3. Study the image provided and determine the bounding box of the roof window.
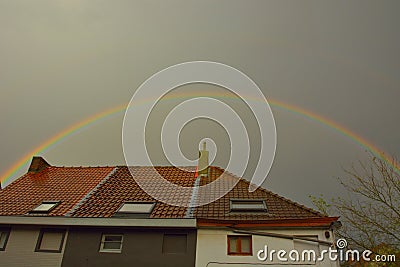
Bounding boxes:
[117,202,155,214]
[230,199,267,212]
[30,201,60,213]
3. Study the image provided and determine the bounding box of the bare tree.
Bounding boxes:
[311,154,400,257]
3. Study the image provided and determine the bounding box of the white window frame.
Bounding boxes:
[116,202,155,214]
[30,201,60,213]
[99,234,123,253]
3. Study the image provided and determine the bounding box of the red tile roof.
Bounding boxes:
[195,166,323,221]
[0,157,330,224]
[0,166,114,216]
[71,166,197,218]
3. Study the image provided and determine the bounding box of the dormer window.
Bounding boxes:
[30,201,60,213]
[114,202,155,218]
[230,199,267,212]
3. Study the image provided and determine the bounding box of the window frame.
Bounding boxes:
[99,234,124,253]
[227,235,253,256]
[229,199,267,212]
[162,233,188,254]
[113,202,156,218]
[35,228,66,253]
[30,201,61,214]
[0,227,11,251]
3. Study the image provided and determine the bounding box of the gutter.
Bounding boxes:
[0,216,196,228]
[232,229,333,246]
[197,217,339,228]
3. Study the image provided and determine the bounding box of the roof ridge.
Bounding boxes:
[118,165,197,168]
[48,165,201,169]
[51,166,116,169]
[65,167,118,217]
[185,174,201,218]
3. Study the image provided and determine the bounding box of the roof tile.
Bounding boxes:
[0,161,324,221]
[0,166,114,216]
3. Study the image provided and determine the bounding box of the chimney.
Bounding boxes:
[198,142,209,177]
[28,156,51,173]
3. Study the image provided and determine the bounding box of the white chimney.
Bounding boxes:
[198,141,209,177]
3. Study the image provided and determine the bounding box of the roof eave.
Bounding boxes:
[0,216,196,228]
[197,216,340,229]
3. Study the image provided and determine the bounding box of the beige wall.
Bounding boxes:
[0,226,67,267]
[195,228,339,267]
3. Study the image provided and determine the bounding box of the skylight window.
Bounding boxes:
[230,199,267,212]
[117,202,155,214]
[31,201,60,213]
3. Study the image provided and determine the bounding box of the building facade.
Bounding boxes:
[0,156,340,267]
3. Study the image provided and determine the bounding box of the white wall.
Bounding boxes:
[195,228,340,267]
[0,226,67,267]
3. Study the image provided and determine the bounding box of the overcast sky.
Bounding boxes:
[1,0,399,207]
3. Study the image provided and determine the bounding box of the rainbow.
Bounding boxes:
[0,103,127,185]
[0,95,397,185]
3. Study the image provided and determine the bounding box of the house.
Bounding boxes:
[0,148,340,267]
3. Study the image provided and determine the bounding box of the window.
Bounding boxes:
[35,228,66,253]
[227,235,252,255]
[0,228,10,251]
[230,199,267,212]
[99,234,123,253]
[117,202,155,213]
[30,201,60,213]
[162,234,187,254]
[114,202,155,218]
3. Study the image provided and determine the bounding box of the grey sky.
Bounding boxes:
[1,1,399,207]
